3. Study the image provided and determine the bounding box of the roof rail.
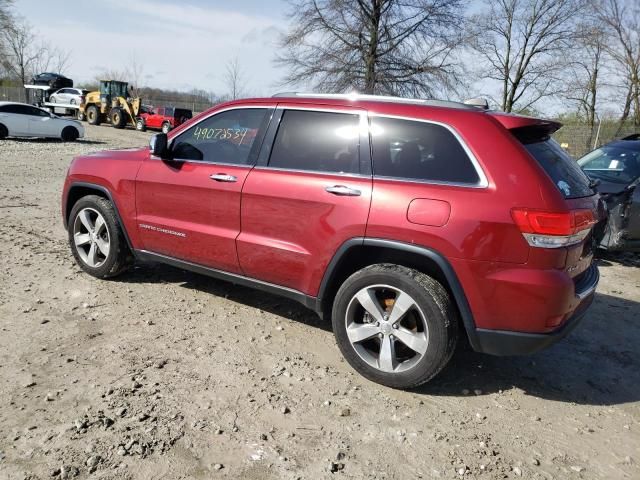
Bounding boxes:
[271,92,483,110]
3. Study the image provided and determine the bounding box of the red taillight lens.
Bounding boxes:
[511,208,596,248]
[511,209,595,236]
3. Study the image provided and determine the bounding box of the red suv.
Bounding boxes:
[136,106,193,134]
[62,94,602,389]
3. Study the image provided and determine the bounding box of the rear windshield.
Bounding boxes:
[514,130,593,199]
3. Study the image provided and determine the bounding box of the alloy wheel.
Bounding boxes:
[345,284,429,373]
[72,208,110,268]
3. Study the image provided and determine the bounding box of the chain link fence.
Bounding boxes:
[553,122,640,158]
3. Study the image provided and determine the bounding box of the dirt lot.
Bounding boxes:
[0,124,639,480]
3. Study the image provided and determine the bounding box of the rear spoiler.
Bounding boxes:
[488,112,562,141]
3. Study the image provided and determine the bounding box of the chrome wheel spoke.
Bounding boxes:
[355,288,385,323]
[378,335,396,372]
[95,237,110,257]
[346,323,380,344]
[74,233,91,247]
[393,327,429,355]
[388,291,416,324]
[94,215,106,235]
[78,209,94,233]
[87,243,98,267]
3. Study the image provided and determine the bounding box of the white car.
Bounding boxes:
[49,88,88,105]
[0,101,85,141]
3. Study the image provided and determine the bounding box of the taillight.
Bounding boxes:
[511,208,596,248]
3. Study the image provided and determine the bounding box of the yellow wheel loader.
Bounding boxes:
[80,80,141,129]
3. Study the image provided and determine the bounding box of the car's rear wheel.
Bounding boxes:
[68,195,132,278]
[49,96,57,103]
[0,124,7,139]
[136,119,146,131]
[61,126,79,142]
[110,108,126,129]
[86,105,101,125]
[70,98,76,105]
[332,264,458,389]
[161,122,171,134]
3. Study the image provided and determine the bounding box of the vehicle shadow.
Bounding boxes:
[8,137,106,145]
[595,251,640,268]
[120,262,639,406]
[422,292,640,406]
[119,262,331,332]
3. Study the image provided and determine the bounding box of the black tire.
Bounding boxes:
[0,123,7,139]
[68,195,133,279]
[70,98,76,105]
[161,122,171,134]
[331,264,458,389]
[50,96,57,103]
[77,109,85,121]
[61,126,79,142]
[86,105,101,125]
[136,118,146,132]
[110,108,126,129]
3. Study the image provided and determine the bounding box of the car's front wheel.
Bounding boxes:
[0,123,7,139]
[68,195,133,278]
[332,264,458,389]
[61,126,79,142]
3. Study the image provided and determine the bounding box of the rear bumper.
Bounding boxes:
[472,264,599,356]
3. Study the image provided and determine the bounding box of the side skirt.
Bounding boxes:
[134,250,320,313]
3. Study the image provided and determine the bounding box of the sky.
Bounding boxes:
[12,0,291,96]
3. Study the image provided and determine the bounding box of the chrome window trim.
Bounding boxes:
[150,104,276,166]
[259,105,369,175]
[252,165,370,179]
[368,112,489,189]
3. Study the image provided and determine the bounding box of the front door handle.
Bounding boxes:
[325,185,362,196]
[210,173,237,183]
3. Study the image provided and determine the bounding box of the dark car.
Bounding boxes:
[30,72,73,89]
[62,93,601,389]
[578,134,640,252]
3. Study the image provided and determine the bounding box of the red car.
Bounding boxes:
[61,94,603,389]
[136,106,192,134]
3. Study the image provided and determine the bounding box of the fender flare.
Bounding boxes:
[317,237,481,351]
[64,181,134,252]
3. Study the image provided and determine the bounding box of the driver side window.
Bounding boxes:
[171,108,271,165]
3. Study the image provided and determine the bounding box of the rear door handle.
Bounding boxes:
[210,173,237,183]
[325,185,361,196]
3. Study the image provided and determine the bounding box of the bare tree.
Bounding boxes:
[470,0,583,113]
[593,0,640,131]
[276,0,466,98]
[127,52,145,97]
[32,43,72,75]
[0,19,41,100]
[563,22,606,147]
[223,57,247,100]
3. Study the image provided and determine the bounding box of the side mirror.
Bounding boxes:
[149,133,171,159]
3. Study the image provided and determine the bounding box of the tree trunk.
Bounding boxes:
[363,0,382,94]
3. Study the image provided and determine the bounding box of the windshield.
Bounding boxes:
[578,144,640,184]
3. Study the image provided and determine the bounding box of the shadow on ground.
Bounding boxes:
[118,260,640,407]
[9,137,106,145]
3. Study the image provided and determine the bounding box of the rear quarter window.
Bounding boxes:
[370,117,481,184]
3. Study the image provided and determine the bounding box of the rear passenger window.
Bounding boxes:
[171,108,270,165]
[370,117,480,184]
[269,110,360,174]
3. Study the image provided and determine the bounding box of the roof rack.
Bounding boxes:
[271,92,486,110]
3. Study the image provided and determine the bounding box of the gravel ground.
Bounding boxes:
[0,124,639,480]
